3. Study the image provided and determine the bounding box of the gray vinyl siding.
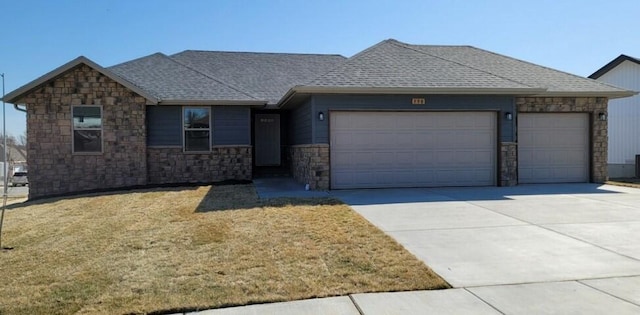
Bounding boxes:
[147,105,250,147]
[212,106,250,145]
[289,98,313,144]
[147,106,182,146]
[311,94,515,144]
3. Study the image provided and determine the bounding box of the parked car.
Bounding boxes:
[11,172,28,187]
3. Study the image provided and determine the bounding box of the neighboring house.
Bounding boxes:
[2,39,635,199]
[589,55,640,178]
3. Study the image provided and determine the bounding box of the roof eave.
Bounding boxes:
[294,86,548,95]
[3,56,160,104]
[276,86,548,107]
[158,99,267,106]
[529,91,638,99]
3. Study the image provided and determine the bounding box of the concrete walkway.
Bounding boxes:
[182,182,640,314]
[253,177,330,199]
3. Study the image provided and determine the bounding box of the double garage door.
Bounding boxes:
[330,111,497,189]
[330,111,590,189]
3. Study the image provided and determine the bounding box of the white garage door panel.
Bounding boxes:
[330,111,497,189]
[518,113,589,183]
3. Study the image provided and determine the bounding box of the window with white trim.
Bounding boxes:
[183,107,211,151]
[72,105,102,153]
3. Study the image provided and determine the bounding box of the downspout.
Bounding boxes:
[13,104,26,113]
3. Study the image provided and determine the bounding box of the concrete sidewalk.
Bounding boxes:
[181,182,640,314]
[177,277,640,314]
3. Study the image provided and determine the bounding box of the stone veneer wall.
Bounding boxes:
[289,144,329,190]
[516,97,608,183]
[23,65,147,199]
[500,142,518,186]
[147,146,252,184]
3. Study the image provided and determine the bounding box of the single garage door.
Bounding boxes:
[330,111,497,189]
[518,113,589,183]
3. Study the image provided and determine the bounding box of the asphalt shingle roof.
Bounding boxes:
[109,53,257,102]
[7,39,632,107]
[307,40,534,90]
[99,39,636,104]
[306,39,630,96]
[404,42,626,94]
[169,51,346,104]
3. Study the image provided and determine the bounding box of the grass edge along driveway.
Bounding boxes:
[1,184,449,314]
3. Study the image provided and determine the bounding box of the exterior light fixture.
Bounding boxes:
[505,112,513,121]
[318,111,325,121]
[598,112,607,121]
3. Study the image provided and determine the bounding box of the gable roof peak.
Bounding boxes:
[3,55,159,104]
[589,54,640,79]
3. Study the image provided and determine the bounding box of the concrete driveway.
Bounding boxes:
[194,182,640,314]
[331,183,640,313]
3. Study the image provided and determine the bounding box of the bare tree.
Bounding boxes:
[17,131,26,148]
[0,133,17,163]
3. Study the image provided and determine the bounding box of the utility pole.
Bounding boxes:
[0,73,7,249]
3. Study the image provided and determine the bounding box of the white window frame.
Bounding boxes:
[182,106,212,152]
[71,105,103,154]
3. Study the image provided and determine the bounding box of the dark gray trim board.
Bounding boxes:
[308,94,515,144]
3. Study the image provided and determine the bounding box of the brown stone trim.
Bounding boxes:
[24,65,148,199]
[147,146,252,185]
[500,142,518,186]
[289,144,329,190]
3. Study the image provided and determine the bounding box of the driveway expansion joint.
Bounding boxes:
[348,294,365,315]
[577,280,640,308]
[463,288,506,315]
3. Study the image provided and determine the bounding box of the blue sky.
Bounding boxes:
[1,0,639,137]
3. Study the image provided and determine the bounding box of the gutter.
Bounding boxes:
[277,85,638,107]
[13,104,26,113]
[292,86,549,95]
[157,99,267,106]
[277,86,548,108]
[529,90,638,99]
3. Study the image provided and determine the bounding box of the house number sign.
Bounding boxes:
[412,98,426,105]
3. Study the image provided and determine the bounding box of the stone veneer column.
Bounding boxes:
[516,97,608,183]
[500,142,518,186]
[289,144,329,190]
[22,65,147,199]
[146,146,252,184]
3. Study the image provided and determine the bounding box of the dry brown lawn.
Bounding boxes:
[0,184,449,314]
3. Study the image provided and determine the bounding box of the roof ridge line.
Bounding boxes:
[163,55,261,101]
[305,39,395,84]
[388,41,540,89]
[109,52,168,68]
[466,46,617,87]
[178,49,344,57]
[107,53,169,101]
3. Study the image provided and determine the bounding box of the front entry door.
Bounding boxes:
[255,114,281,166]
